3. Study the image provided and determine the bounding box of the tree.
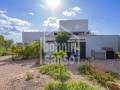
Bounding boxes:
[29,41,40,57]
[55,32,70,51]
[0,35,13,56]
[55,32,70,43]
[4,40,13,50]
[0,35,4,47]
[11,41,41,61]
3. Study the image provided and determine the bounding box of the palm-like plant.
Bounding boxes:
[52,51,67,83]
[52,51,60,64]
[52,50,66,64]
[58,50,66,62]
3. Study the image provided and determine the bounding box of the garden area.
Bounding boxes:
[0,35,41,62]
[78,64,120,90]
[0,35,13,56]
[8,64,120,90]
[8,62,119,90]
[37,64,100,90]
[11,41,41,61]
[0,32,120,90]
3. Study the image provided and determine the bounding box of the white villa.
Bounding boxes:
[22,19,120,59]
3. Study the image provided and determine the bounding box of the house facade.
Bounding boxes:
[22,19,120,59]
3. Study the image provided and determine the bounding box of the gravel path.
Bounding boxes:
[0,56,35,90]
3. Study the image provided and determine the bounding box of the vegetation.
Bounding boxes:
[116,52,120,59]
[52,50,66,63]
[105,70,120,80]
[107,81,120,90]
[0,35,13,56]
[11,41,40,59]
[44,80,98,90]
[52,51,60,63]
[38,64,100,90]
[25,71,33,81]
[55,32,70,51]
[38,64,70,82]
[78,64,120,89]
[0,48,6,56]
[55,32,70,43]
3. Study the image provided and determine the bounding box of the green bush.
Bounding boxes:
[78,65,93,75]
[11,41,40,59]
[78,65,120,87]
[44,80,98,90]
[38,64,70,81]
[0,47,11,56]
[0,47,6,56]
[105,70,120,80]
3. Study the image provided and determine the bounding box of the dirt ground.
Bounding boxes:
[0,56,36,90]
[0,56,119,90]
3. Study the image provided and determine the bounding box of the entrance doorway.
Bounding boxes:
[80,42,86,59]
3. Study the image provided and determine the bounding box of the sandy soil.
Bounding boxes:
[0,56,119,90]
[0,56,36,90]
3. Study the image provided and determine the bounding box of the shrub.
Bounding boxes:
[44,81,66,90]
[78,65,120,87]
[38,64,70,81]
[78,65,94,75]
[107,82,120,90]
[11,41,41,59]
[0,47,6,56]
[25,71,33,81]
[44,80,98,90]
[105,70,120,80]
[0,47,12,56]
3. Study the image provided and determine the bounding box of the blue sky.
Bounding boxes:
[0,0,120,42]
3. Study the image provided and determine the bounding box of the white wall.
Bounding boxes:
[59,19,88,32]
[22,32,120,59]
[86,35,119,57]
[22,32,44,43]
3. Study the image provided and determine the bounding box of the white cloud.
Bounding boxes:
[0,10,7,14]
[0,9,38,35]
[91,30,103,35]
[62,6,81,17]
[43,17,60,29]
[63,11,76,17]
[9,18,31,26]
[23,29,39,32]
[0,19,9,25]
[72,6,81,11]
[29,12,34,16]
[40,4,45,9]
[0,10,9,19]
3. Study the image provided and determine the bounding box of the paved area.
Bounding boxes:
[0,56,35,90]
